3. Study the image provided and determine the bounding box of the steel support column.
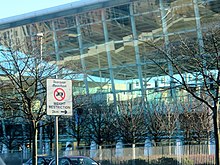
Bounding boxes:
[159,0,176,99]
[76,16,90,95]
[129,4,146,103]
[52,21,60,62]
[193,0,205,54]
[101,9,117,107]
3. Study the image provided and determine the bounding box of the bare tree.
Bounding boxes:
[146,100,179,145]
[0,119,24,152]
[0,37,62,165]
[0,98,25,151]
[115,99,146,144]
[43,116,55,154]
[179,99,212,145]
[62,95,96,147]
[84,103,116,146]
[192,110,212,143]
[65,106,88,147]
[145,27,220,164]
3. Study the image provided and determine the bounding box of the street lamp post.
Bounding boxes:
[37,33,44,155]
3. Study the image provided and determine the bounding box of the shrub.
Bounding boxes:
[181,157,194,165]
[126,159,148,165]
[150,157,180,165]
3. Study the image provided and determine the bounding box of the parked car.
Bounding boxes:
[23,156,53,165]
[49,156,101,165]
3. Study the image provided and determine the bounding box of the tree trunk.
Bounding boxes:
[50,138,53,154]
[31,120,38,165]
[213,106,220,165]
[77,138,80,147]
[1,119,8,153]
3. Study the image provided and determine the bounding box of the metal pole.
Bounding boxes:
[37,32,44,154]
[55,116,59,165]
[35,125,38,165]
[52,21,60,165]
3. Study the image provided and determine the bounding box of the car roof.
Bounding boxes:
[38,155,53,157]
[62,156,88,158]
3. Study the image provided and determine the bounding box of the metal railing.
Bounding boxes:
[0,143,216,165]
[62,144,215,165]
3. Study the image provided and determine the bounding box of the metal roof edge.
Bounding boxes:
[0,0,136,30]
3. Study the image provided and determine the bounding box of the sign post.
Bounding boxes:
[47,79,72,165]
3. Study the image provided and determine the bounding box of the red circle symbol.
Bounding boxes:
[54,88,65,101]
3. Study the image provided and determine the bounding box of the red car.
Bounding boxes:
[49,156,101,165]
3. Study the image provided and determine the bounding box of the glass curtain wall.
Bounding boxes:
[0,0,220,104]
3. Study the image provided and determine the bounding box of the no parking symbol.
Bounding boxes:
[54,88,66,101]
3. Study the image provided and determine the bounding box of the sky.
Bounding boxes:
[0,0,80,19]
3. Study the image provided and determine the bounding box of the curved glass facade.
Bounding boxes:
[0,0,219,104]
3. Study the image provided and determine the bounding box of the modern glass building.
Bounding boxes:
[0,0,219,105]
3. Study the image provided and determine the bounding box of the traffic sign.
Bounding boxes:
[47,79,72,116]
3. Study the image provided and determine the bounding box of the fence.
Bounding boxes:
[63,144,216,165]
[0,143,216,165]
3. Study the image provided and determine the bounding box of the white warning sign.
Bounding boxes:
[47,79,72,116]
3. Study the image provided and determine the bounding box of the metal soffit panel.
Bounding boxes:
[0,0,137,30]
